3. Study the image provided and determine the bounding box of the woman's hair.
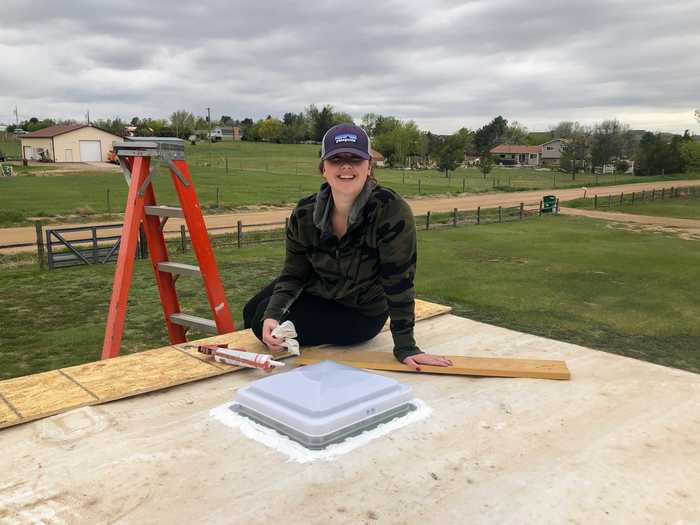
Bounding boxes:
[318,159,376,182]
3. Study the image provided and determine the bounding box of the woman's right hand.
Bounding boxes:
[262,318,287,354]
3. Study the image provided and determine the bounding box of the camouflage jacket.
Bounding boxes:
[263,180,422,362]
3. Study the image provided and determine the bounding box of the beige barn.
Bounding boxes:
[20,124,121,162]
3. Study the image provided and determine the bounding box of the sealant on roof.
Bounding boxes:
[230,360,416,450]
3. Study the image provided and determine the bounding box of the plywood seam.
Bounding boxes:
[58,370,100,401]
[0,393,22,419]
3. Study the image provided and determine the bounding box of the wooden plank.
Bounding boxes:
[296,349,571,380]
[0,396,20,426]
[62,346,222,402]
[412,299,451,322]
[0,370,97,419]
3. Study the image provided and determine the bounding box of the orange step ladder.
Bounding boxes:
[101,138,234,359]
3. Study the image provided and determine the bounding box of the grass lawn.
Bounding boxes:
[1,139,697,227]
[565,193,700,220]
[1,215,698,380]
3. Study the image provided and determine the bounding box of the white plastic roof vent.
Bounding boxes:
[231,360,416,449]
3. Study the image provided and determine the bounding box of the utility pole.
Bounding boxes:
[86,110,91,125]
[13,105,19,125]
[206,107,212,143]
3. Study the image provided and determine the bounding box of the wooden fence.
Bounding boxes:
[2,199,557,269]
[590,185,699,210]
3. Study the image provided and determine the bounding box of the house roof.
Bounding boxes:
[22,124,119,139]
[370,148,385,160]
[490,144,542,154]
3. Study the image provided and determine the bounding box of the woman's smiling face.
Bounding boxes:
[322,154,370,199]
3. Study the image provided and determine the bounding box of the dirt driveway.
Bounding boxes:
[559,207,700,240]
[2,179,700,253]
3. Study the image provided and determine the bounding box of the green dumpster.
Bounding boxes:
[542,195,557,214]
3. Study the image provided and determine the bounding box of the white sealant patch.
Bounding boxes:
[209,399,432,463]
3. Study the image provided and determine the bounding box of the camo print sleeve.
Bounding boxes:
[263,208,312,321]
[376,194,423,362]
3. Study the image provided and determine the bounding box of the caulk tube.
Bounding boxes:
[213,348,285,370]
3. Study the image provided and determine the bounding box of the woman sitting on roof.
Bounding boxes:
[243,123,451,371]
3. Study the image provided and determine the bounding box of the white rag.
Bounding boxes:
[271,320,300,356]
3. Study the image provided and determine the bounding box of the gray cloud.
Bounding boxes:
[1,0,698,133]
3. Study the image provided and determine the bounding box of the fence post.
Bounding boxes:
[426,211,431,230]
[661,188,665,199]
[225,157,229,176]
[462,177,466,192]
[453,208,458,227]
[35,221,45,270]
[237,220,242,248]
[594,195,598,209]
[139,224,148,259]
[608,194,612,208]
[46,230,54,270]
[620,192,624,206]
[631,191,635,205]
[498,206,502,223]
[539,200,542,216]
[180,225,187,253]
[418,178,421,194]
[476,207,481,225]
[652,189,656,201]
[519,202,524,219]
[555,198,560,214]
[216,186,220,208]
[92,226,98,263]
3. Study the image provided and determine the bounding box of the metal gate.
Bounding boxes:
[45,223,144,270]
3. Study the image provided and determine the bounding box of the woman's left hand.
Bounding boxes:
[403,353,453,372]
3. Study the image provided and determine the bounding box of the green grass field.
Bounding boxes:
[1,215,698,380]
[1,138,696,227]
[565,193,700,220]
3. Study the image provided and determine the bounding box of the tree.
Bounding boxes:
[559,127,592,176]
[503,121,528,144]
[170,110,195,138]
[281,112,308,143]
[361,113,381,137]
[304,104,336,141]
[372,119,421,167]
[679,140,700,172]
[473,116,508,175]
[94,118,126,136]
[635,132,683,176]
[591,119,630,167]
[332,112,354,126]
[257,117,283,142]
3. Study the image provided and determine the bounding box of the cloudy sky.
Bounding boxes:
[2,0,699,133]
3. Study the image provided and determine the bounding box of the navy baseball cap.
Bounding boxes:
[321,123,372,160]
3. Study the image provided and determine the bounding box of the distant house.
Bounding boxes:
[540,139,566,168]
[213,126,242,141]
[20,124,121,162]
[370,148,385,167]
[490,145,542,166]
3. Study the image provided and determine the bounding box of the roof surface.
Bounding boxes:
[491,144,542,154]
[22,124,119,139]
[1,313,697,523]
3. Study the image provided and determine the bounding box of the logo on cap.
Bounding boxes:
[335,133,358,144]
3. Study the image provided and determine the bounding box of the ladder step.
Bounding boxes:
[144,205,183,218]
[169,313,217,333]
[158,262,201,277]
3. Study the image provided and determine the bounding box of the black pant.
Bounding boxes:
[243,280,389,347]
